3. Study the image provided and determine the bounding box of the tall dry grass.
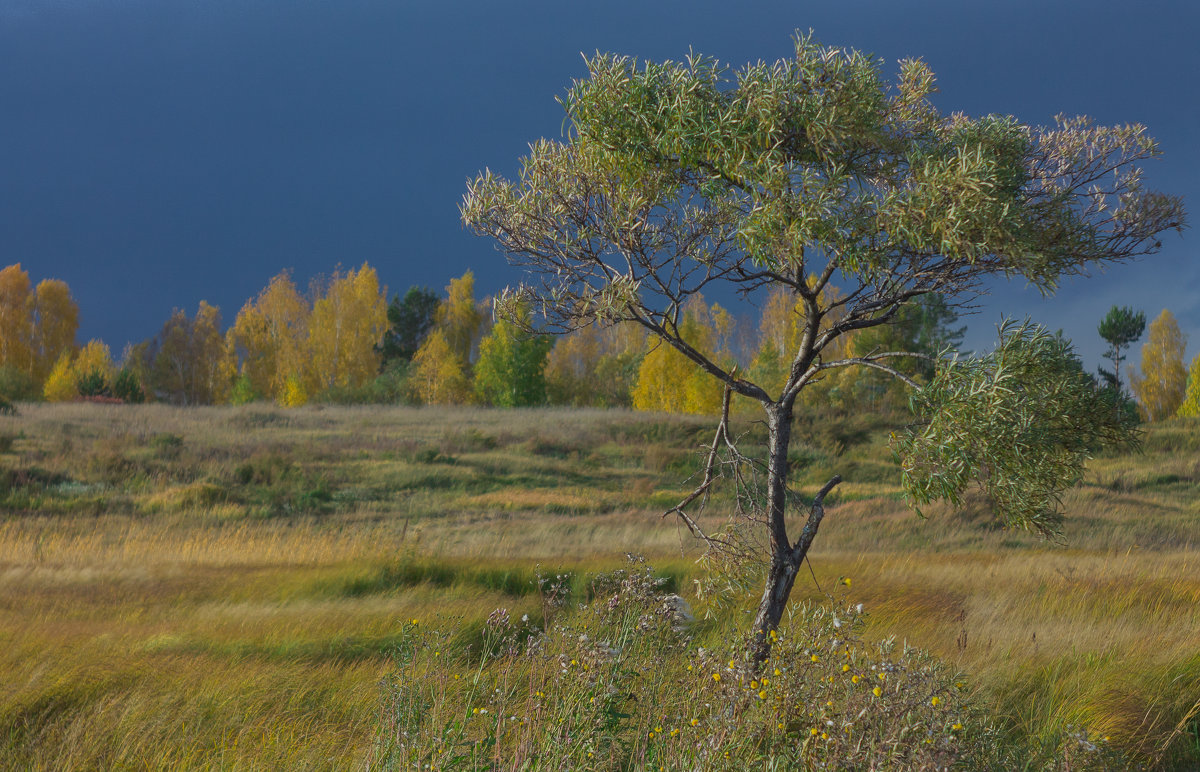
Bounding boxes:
[0,403,1196,768]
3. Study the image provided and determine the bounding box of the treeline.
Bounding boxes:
[0,262,962,415]
[0,261,1195,422]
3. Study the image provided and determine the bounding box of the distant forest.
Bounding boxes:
[0,262,1194,421]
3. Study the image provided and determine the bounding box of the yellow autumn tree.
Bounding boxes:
[632,297,728,415]
[0,264,34,376]
[31,279,79,385]
[74,340,116,382]
[410,329,472,405]
[544,325,601,405]
[0,266,81,393]
[1130,309,1187,421]
[146,302,232,405]
[279,374,308,408]
[42,340,114,401]
[307,263,388,393]
[435,270,485,365]
[406,270,486,405]
[229,271,310,401]
[545,322,647,406]
[1177,353,1200,419]
[747,284,853,406]
[193,301,234,405]
[43,351,77,402]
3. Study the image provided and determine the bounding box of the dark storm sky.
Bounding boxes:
[1,0,1196,368]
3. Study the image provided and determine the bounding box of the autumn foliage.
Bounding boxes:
[1130,309,1187,421]
[6,259,1194,418]
[0,264,80,400]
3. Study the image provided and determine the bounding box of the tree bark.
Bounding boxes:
[748,403,841,668]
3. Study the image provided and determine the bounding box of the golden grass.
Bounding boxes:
[0,403,1197,768]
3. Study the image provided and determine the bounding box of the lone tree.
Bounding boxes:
[462,35,1184,665]
[1097,304,1146,395]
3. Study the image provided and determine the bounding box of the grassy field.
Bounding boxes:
[0,403,1197,769]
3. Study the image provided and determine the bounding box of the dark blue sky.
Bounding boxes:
[1,0,1195,368]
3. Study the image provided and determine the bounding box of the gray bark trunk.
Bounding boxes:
[747,404,840,668]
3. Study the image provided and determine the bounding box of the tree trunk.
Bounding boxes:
[747,403,840,669]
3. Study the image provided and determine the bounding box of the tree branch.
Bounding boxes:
[816,353,926,389]
[789,475,842,563]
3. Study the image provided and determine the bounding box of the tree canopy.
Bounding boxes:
[1097,305,1145,395]
[1131,309,1187,421]
[380,286,439,365]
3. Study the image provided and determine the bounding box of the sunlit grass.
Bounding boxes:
[0,403,1197,768]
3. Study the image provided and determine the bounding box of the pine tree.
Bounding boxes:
[380,286,439,365]
[1097,305,1145,395]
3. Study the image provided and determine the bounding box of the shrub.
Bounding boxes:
[279,375,308,408]
[112,368,146,404]
[315,363,416,405]
[0,365,38,402]
[149,432,184,459]
[372,562,1055,771]
[75,369,111,398]
[229,374,258,405]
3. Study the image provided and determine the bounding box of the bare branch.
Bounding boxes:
[790,475,842,563]
[817,354,926,389]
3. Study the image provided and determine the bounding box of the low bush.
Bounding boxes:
[372,561,1130,770]
[0,365,38,403]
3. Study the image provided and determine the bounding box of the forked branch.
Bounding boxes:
[662,382,757,560]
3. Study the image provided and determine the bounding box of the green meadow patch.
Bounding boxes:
[0,403,1196,769]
